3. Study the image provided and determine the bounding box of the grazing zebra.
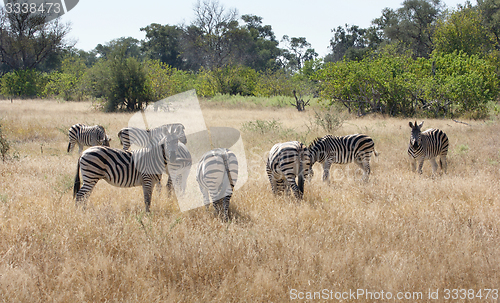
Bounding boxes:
[73,134,179,212]
[165,142,192,196]
[266,141,312,200]
[308,134,378,183]
[196,148,238,221]
[67,124,111,154]
[117,123,187,151]
[408,121,449,174]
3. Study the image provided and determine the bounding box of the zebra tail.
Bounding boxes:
[297,149,304,197]
[73,159,81,199]
[67,142,72,153]
[374,149,380,157]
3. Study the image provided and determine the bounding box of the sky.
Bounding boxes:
[59,0,469,57]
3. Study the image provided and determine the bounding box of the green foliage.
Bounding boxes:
[105,56,150,112]
[143,59,194,101]
[0,69,47,99]
[80,51,151,111]
[316,45,500,117]
[195,65,259,97]
[43,57,87,100]
[434,6,496,56]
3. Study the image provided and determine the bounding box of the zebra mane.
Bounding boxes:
[308,137,322,149]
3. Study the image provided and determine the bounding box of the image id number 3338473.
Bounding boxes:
[4,1,61,14]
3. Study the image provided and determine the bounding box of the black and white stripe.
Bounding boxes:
[266,141,312,199]
[165,142,192,196]
[73,136,178,212]
[67,123,110,154]
[308,134,377,182]
[117,123,187,151]
[408,121,448,174]
[196,148,238,221]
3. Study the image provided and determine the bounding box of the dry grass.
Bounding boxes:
[0,99,500,302]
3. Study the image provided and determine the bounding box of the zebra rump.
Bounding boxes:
[67,123,111,154]
[117,123,186,151]
[308,134,377,182]
[266,141,312,199]
[196,148,238,221]
[73,136,177,212]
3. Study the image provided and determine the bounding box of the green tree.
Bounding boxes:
[434,4,496,56]
[79,48,150,111]
[280,36,318,71]
[144,59,194,101]
[373,0,444,58]
[182,0,239,70]
[141,23,184,69]
[43,56,87,100]
[0,69,46,99]
[478,0,500,48]
[95,37,143,60]
[0,6,71,72]
[326,24,382,62]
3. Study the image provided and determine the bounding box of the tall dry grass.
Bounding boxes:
[0,99,499,302]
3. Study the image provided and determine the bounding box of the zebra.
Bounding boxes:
[67,123,111,154]
[165,142,192,196]
[117,123,187,151]
[266,141,312,200]
[307,134,378,183]
[196,148,238,221]
[408,121,449,174]
[73,133,179,212]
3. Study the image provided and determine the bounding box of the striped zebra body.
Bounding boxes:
[67,124,110,154]
[266,141,312,199]
[196,148,238,221]
[118,123,186,151]
[308,134,377,182]
[408,121,448,174]
[73,136,178,212]
[166,142,192,196]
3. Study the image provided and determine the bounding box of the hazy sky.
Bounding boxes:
[59,0,469,57]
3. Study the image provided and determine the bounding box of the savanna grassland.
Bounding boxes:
[0,99,500,302]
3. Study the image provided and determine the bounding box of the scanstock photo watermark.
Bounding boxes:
[3,0,79,23]
[129,90,248,212]
[289,288,499,301]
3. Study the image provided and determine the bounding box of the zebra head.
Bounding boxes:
[161,131,179,162]
[409,121,424,149]
[97,125,111,146]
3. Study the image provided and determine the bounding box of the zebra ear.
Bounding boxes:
[409,121,414,128]
[418,121,424,129]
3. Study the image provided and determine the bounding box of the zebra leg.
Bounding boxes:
[322,159,332,182]
[409,157,417,172]
[213,198,223,218]
[356,158,371,182]
[222,194,231,222]
[429,158,438,175]
[440,155,448,174]
[142,181,154,212]
[166,175,173,196]
[67,140,75,153]
[417,158,425,174]
[75,181,97,210]
[199,184,211,211]
[78,143,83,155]
[286,178,303,200]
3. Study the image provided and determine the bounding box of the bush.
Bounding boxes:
[0,69,47,99]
